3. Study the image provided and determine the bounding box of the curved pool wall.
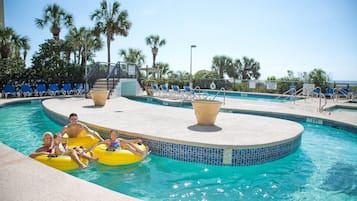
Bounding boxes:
[41,98,303,166]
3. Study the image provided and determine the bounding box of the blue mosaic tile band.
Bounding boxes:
[137,135,302,166]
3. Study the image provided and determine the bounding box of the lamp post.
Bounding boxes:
[84,42,88,98]
[189,45,196,89]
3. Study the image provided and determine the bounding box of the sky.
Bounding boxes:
[4,0,357,81]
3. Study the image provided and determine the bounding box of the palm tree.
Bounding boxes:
[225,59,241,88]
[155,62,169,79]
[145,35,166,69]
[64,27,81,64]
[241,56,261,80]
[0,25,30,61]
[211,55,233,79]
[35,4,73,40]
[64,27,103,66]
[91,0,131,65]
[119,48,145,66]
[20,36,30,62]
[308,68,329,87]
[0,25,15,59]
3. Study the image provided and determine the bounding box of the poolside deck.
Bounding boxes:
[42,96,304,147]
[0,95,356,200]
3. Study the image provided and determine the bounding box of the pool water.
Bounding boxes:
[203,90,300,102]
[325,105,357,113]
[0,100,356,201]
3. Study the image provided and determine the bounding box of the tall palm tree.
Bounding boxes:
[35,4,73,40]
[91,0,131,65]
[145,35,166,69]
[119,48,145,66]
[211,55,233,79]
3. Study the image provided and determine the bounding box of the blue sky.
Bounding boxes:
[4,0,357,80]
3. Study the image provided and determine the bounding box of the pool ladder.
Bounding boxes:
[192,86,226,105]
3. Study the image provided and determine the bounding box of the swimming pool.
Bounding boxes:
[0,100,356,200]
[201,90,302,102]
[325,105,357,113]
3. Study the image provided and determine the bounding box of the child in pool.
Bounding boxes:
[52,133,98,169]
[91,130,149,158]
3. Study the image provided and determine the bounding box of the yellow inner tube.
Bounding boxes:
[93,143,147,166]
[35,155,88,171]
[63,130,100,149]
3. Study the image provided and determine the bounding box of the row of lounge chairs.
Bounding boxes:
[1,83,85,98]
[313,87,353,99]
[150,84,203,100]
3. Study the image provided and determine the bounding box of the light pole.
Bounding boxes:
[189,45,196,89]
[84,42,88,98]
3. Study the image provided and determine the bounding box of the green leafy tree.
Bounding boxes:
[35,4,73,40]
[194,69,218,79]
[30,39,67,79]
[308,68,329,87]
[91,0,131,65]
[145,35,166,69]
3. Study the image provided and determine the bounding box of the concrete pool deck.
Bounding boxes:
[1,95,356,200]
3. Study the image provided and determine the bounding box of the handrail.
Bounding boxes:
[277,87,302,104]
[314,87,327,112]
[333,87,349,101]
[211,87,226,104]
[292,88,303,104]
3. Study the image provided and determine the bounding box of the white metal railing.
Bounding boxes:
[277,87,302,103]
[211,87,226,105]
[313,87,327,112]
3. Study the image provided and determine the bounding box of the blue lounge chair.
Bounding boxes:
[288,84,297,95]
[338,88,349,98]
[62,83,74,95]
[20,84,33,97]
[74,83,84,95]
[313,88,321,97]
[171,85,182,99]
[3,84,17,98]
[49,84,61,96]
[324,88,334,99]
[35,84,47,96]
[183,86,194,100]
[150,83,160,96]
[160,84,169,97]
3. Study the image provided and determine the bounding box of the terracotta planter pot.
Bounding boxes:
[192,100,222,125]
[90,90,109,106]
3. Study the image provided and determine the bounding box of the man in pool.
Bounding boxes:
[61,113,104,141]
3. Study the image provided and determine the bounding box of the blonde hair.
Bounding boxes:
[42,131,54,147]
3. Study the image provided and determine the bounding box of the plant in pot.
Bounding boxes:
[191,97,222,126]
